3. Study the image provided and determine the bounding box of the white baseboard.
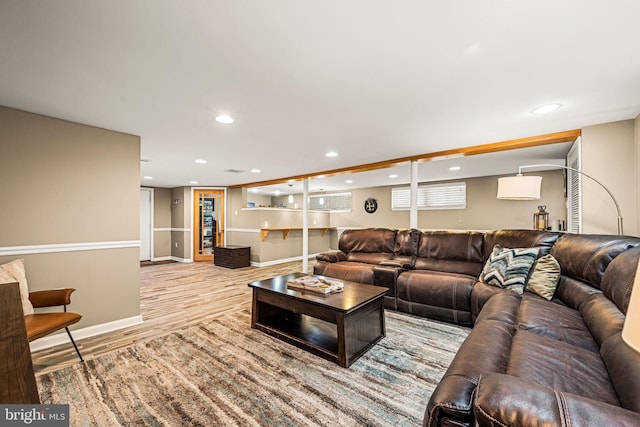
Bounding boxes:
[150,256,172,262]
[171,256,193,263]
[251,253,319,267]
[30,314,144,352]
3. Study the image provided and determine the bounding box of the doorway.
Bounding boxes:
[193,189,225,262]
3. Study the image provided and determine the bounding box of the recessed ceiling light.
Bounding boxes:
[190,180,199,184]
[449,166,461,171]
[195,159,207,164]
[143,176,153,180]
[531,104,561,114]
[345,179,353,184]
[251,169,261,173]
[325,151,338,157]
[316,175,326,179]
[251,188,260,193]
[389,174,399,179]
[215,115,234,124]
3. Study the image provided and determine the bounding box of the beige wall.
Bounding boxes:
[170,187,191,260]
[0,106,140,328]
[153,187,172,258]
[328,171,566,231]
[582,120,637,235]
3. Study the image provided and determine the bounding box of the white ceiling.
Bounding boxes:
[1,1,639,189]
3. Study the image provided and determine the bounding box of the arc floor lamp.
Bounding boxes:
[496,163,623,236]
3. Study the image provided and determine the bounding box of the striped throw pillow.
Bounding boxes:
[480,245,539,294]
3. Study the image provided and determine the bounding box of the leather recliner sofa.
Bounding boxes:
[314,228,640,426]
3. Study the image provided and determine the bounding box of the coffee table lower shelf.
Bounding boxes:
[254,312,341,364]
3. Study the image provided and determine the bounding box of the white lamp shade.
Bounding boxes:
[622,261,640,353]
[497,175,542,200]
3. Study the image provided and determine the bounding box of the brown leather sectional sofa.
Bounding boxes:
[314,228,640,426]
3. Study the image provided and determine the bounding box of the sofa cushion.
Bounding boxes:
[417,231,484,263]
[413,258,483,277]
[579,292,625,347]
[397,270,476,325]
[345,252,394,264]
[482,229,559,260]
[320,261,375,284]
[474,291,521,325]
[600,245,640,314]
[394,228,421,255]
[397,270,475,312]
[551,233,640,289]
[479,245,538,294]
[517,293,599,353]
[601,332,640,412]
[555,275,602,310]
[338,228,396,254]
[507,330,620,407]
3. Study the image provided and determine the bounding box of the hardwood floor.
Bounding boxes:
[31,260,313,375]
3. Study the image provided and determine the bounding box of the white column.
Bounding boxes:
[302,178,309,273]
[410,161,419,229]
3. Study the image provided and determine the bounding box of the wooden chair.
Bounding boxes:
[25,288,84,362]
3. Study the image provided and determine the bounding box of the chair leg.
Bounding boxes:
[65,327,84,362]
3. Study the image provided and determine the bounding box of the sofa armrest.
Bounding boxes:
[373,264,403,306]
[316,251,347,263]
[28,288,76,308]
[474,373,640,427]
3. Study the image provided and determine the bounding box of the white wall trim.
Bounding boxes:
[29,314,144,352]
[226,228,261,233]
[252,253,319,267]
[169,228,191,232]
[171,256,193,263]
[0,240,141,257]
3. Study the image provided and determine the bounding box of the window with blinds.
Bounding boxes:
[392,182,466,210]
[308,192,352,212]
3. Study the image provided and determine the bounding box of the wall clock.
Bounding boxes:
[364,198,378,214]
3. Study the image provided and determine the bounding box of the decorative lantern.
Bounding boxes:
[533,205,549,231]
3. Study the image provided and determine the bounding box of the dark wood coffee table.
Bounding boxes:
[248,273,388,368]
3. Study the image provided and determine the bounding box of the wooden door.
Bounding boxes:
[194,189,225,262]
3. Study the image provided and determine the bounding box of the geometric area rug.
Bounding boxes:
[36,310,470,427]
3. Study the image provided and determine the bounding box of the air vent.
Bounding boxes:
[224,169,245,173]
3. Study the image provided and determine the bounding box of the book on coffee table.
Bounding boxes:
[287,276,344,294]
